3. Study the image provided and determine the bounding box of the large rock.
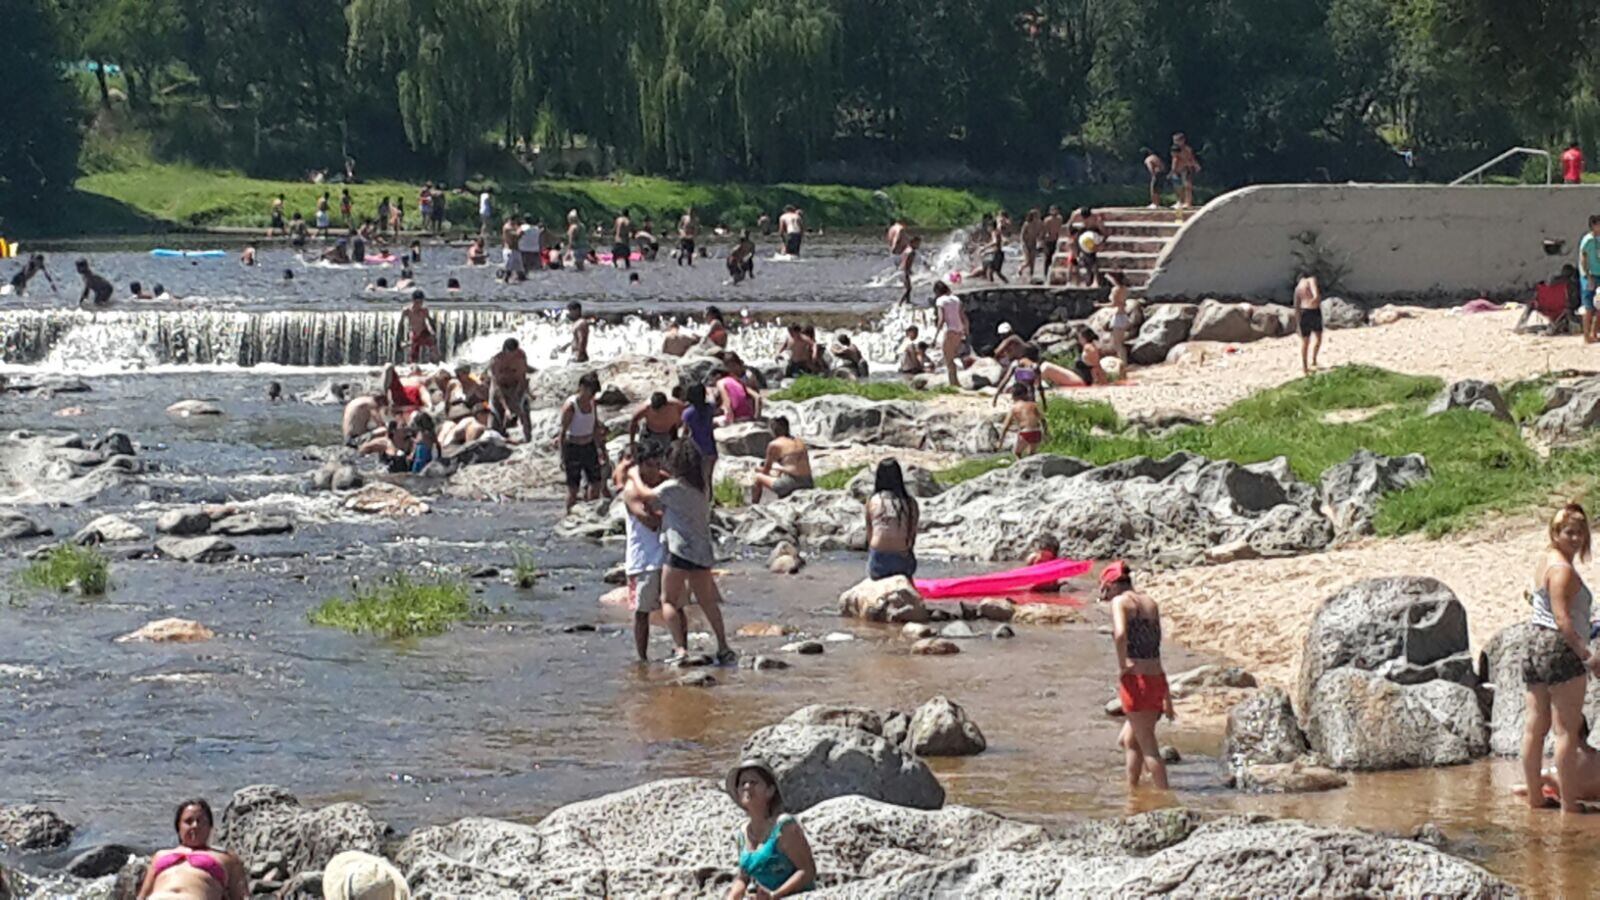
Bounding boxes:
[1250,303,1296,338]
[0,513,49,541]
[770,394,923,447]
[1130,304,1197,365]
[156,508,212,536]
[1222,687,1308,768]
[344,483,429,517]
[1320,296,1369,329]
[741,722,945,812]
[716,421,775,459]
[210,512,294,537]
[1320,450,1430,539]
[1302,668,1488,769]
[166,399,224,417]
[73,514,146,544]
[1233,761,1348,794]
[216,785,387,884]
[157,535,236,563]
[839,576,930,624]
[846,465,943,502]
[786,705,884,735]
[1295,576,1475,716]
[0,805,73,852]
[1535,377,1600,439]
[311,461,364,492]
[1188,300,1256,343]
[906,696,987,756]
[1426,380,1512,422]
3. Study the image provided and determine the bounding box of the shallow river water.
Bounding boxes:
[2,238,1599,894]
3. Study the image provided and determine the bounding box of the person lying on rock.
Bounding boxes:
[726,759,816,899]
[135,798,247,900]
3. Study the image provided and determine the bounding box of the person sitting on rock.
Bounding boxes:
[342,392,389,447]
[661,315,700,356]
[725,759,816,899]
[829,334,869,378]
[135,798,247,900]
[750,417,813,504]
[714,367,761,424]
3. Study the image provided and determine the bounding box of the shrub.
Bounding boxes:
[309,573,476,638]
[17,545,109,596]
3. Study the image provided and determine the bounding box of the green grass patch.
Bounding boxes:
[309,573,477,639]
[770,376,955,403]
[17,545,109,596]
[1504,377,1555,425]
[933,456,1013,486]
[713,478,746,508]
[815,465,867,491]
[510,547,539,589]
[1036,365,1600,538]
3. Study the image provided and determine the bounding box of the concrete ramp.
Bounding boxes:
[1143,184,1600,303]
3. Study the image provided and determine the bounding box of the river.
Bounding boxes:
[1,236,1596,894]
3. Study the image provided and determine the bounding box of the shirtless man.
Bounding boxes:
[401,292,439,364]
[898,236,921,306]
[830,334,868,378]
[1041,206,1063,277]
[886,217,909,255]
[1019,209,1042,283]
[661,315,699,356]
[898,325,931,377]
[629,391,685,455]
[439,406,500,448]
[487,338,536,441]
[779,324,821,378]
[999,382,1046,458]
[452,363,489,408]
[358,420,415,472]
[726,231,756,284]
[75,259,113,307]
[1294,270,1324,374]
[566,301,590,363]
[677,207,698,266]
[751,416,813,503]
[320,238,351,265]
[778,206,805,256]
[342,392,389,446]
[612,209,634,269]
[1171,132,1200,209]
[501,215,525,282]
[7,253,56,296]
[1143,147,1167,208]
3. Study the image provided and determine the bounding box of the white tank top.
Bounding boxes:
[624,502,666,574]
[565,395,597,440]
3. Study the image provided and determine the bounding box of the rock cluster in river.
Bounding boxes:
[0,430,149,508]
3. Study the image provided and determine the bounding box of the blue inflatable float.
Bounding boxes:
[150,249,227,259]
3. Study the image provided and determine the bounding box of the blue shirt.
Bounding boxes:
[410,442,434,473]
[1581,233,1600,278]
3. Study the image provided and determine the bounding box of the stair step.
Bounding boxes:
[1097,207,1200,224]
[1100,237,1167,254]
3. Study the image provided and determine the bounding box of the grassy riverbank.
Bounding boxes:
[1043,366,1599,538]
[26,162,1157,238]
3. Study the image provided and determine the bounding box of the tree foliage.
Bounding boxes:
[2,0,82,210]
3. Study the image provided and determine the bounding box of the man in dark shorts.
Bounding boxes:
[1294,270,1323,375]
[556,372,607,511]
[7,253,55,295]
[75,259,113,306]
[677,207,698,266]
[612,209,634,269]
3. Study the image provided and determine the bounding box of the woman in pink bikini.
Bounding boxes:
[137,798,247,899]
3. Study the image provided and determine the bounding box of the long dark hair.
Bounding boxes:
[873,458,913,522]
[173,798,214,832]
[686,382,713,417]
[668,438,706,491]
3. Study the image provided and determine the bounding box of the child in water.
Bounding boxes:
[999,382,1046,457]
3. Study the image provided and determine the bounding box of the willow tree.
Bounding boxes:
[3,0,80,210]
[347,0,506,183]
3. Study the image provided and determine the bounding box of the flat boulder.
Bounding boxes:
[311,461,364,492]
[741,722,945,812]
[839,576,930,624]
[1426,379,1512,422]
[1320,449,1430,539]
[1295,576,1474,716]
[906,696,987,756]
[156,508,212,536]
[1302,668,1488,770]
[210,512,294,537]
[1221,687,1308,768]
[1130,303,1197,365]
[785,705,884,735]
[1320,296,1369,329]
[166,399,224,417]
[1535,378,1600,439]
[157,536,236,563]
[0,513,49,541]
[1169,664,1258,697]
[116,617,215,644]
[217,785,387,885]
[0,805,74,852]
[73,514,145,544]
[1233,761,1348,794]
[344,483,429,517]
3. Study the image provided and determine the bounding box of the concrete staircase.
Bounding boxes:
[1048,206,1198,291]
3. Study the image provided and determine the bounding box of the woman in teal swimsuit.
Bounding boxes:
[726,759,816,898]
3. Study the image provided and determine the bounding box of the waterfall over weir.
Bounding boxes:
[0,308,542,371]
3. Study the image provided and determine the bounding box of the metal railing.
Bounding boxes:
[1450,147,1552,185]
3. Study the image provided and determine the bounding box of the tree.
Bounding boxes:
[1,0,82,210]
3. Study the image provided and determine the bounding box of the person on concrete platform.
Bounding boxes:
[1561,142,1585,185]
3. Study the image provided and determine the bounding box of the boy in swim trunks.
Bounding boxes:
[1293,270,1323,374]
[401,291,439,364]
[999,382,1046,458]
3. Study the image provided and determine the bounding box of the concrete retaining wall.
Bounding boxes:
[1144,184,1600,303]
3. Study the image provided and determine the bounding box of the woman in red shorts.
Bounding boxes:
[1103,561,1175,790]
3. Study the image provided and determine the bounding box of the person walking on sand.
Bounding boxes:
[621,444,669,663]
[1521,503,1600,814]
[930,281,969,388]
[1294,270,1324,373]
[1143,147,1166,208]
[626,439,737,666]
[1580,215,1600,343]
[1103,561,1175,791]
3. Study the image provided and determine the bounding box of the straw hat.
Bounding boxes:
[725,758,782,803]
[323,851,410,900]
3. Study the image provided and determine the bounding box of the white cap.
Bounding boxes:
[997,322,1014,335]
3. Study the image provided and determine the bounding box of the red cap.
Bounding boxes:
[1099,561,1128,586]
